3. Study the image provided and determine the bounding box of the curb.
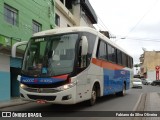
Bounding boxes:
[0,101,31,109]
[133,93,143,111]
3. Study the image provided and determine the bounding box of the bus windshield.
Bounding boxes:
[22,33,78,77]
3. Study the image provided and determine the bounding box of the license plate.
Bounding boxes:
[36,100,46,104]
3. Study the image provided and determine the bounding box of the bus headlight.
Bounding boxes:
[20,83,28,89]
[63,85,69,89]
[57,81,77,91]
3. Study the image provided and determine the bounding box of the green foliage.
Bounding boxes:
[134,64,140,67]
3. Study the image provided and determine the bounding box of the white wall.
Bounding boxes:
[0,54,10,101]
[0,54,10,72]
[80,14,94,28]
[55,0,95,28]
[147,71,156,81]
[55,8,73,28]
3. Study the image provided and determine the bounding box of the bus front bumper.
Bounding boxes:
[20,85,77,105]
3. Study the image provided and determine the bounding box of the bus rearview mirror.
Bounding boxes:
[81,36,88,56]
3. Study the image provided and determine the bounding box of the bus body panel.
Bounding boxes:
[87,62,104,97]
[91,58,131,96]
[75,69,90,103]
[103,68,130,95]
[75,62,103,103]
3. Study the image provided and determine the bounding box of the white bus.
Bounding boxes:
[15,27,133,105]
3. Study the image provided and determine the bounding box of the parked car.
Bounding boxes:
[145,79,152,85]
[151,80,157,86]
[132,78,143,89]
[151,80,160,86]
[141,78,147,85]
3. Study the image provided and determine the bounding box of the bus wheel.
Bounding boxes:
[116,84,126,96]
[88,86,97,106]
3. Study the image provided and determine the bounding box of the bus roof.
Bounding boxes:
[33,27,98,37]
[33,27,132,58]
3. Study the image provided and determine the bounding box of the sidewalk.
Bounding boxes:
[144,92,160,111]
[0,98,31,109]
[132,92,160,120]
[134,92,160,111]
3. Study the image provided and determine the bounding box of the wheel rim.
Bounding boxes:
[91,90,96,104]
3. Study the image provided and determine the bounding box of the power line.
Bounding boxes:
[82,0,114,37]
[97,21,106,30]
[97,15,116,38]
[97,15,109,31]
[119,37,160,42]
[124,0,159,38]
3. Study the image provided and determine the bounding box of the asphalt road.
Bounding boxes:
[1,88,142,112]
[1,85,160,120]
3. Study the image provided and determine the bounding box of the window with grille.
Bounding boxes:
[32,20,42,34]
[55,14,60,27]
[4,4,18,26]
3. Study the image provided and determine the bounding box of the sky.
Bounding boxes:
[89,0,160,64]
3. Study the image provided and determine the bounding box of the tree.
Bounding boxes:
[134,64,140,68]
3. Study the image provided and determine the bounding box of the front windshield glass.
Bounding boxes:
[22,33,78,77]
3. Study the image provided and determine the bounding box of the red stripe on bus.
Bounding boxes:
[52,74,68,79]
[92,58,124,70]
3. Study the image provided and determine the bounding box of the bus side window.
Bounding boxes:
[97,40,107,60]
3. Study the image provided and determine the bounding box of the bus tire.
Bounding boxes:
[116,83,126,96]
[88,85,97,106]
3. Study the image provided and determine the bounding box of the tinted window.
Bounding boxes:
[107,44,116,62]
[32,20,42,34]
[117,50,122,65]
[107,44,112,61]
[55,14,60,26]
[122,53,127,66]
[98,40,107,60]
[112,47,116,63]
[128,57,130,68]
[130,58,133,68]
[126,56,129,67]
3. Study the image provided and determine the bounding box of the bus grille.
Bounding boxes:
[24,87,61,93]
[27,95,56,101]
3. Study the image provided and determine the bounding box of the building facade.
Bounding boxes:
[0,0,55,101]
[0,0,97,101]
[139,51,160,80]
[55,0,97,28]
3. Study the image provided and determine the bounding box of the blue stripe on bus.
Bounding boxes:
[103,68,130,95]
[21,76,65,85]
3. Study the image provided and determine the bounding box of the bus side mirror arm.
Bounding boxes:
[81,36,88,56]
[12,41,28,58]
